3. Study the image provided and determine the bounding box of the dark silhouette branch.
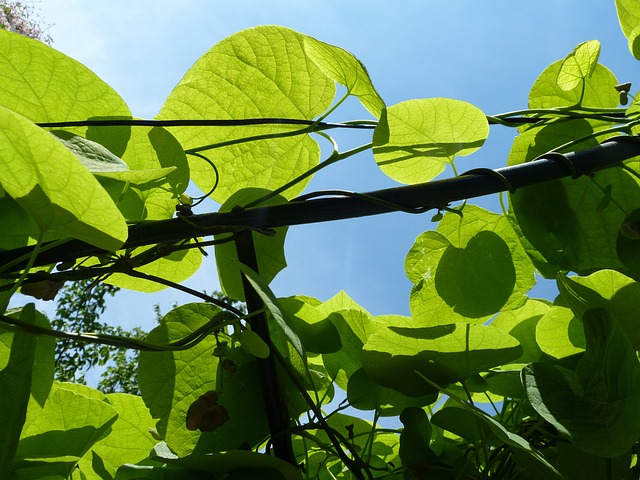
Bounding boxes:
[1,135,639,272]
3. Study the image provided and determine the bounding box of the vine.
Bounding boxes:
[2,3,640,479]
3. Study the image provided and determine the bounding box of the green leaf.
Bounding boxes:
[150,443,303,480]
[16,382,118,477]
[556,40,600,92]
[558,270,640,349]
[431,405,495,444]
[361,323,522,397]
[0,29,132,154]
[2,306,55,407]
[524,308,640,457]
[399,407,438,472]
[51,131,129,173]
[239,264,304,359]
[0,305,38,478]
[78,393,156,476]
[52,129,181,192]
[373,98,489,184]
[347,367,437,416]
[101,240,203,293]
[158,26,335,203]
[535,304,585,359]
[492,298,550,364]
[237,329,270,359]
[628,25,640,61]
[407,205,534,324]
[303,36,385,117]
[615,0,640,60]
[138,303,269,457]
[0,105,127,251]
[278,296,341,354]
[508,120,640,275]
[319,301,382,390]
[529,57,618,108]
[426,381,563,478]
[114,126,190,221]
[557,442,632,480]
[215,189,287,301]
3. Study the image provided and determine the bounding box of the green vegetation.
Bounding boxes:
[2,1,640,478]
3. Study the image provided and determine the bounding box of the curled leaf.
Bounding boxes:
[185,390,230,433]
[20,279,65,301]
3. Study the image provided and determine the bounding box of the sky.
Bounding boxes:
[15,1,637,331]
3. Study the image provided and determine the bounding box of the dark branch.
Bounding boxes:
[1,135,639,272]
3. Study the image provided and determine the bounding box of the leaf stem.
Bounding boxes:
[244,142,373,208]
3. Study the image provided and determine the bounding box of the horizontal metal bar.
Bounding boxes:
[1,135,639,272]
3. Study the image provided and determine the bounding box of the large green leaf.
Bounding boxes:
[524,308,640,457]
[615,0,640,60]
[53,126,189,223]
[138,303,269,457]
[115,126,190,221]
[15,382,118,478]
[77,393,156,477]
[215,189,287,301]
[528,59,618,108]
[535,303,585,359]
[558,270,640,349]
[0,29,132,172]
[150,442,303,480]
[372,98,489,184]
[0,305,38,478]
[407,205,534,325]
[158,26,335,203]
[556,442,632,480]
[347,367,437,416]
[492,298,550,364]
[0,105,127,251]
[556,40,600,92]
[508,119,640,276]
[1,305,54,407]
[399,408,439,476]
[102,240,203,293]
[318,295,382,390]
[361,323,522,397]
[303,36,384,117]
[430,399,563,478]
[278,296,341,354]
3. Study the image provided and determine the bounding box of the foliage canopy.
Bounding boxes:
[2,2,640,478]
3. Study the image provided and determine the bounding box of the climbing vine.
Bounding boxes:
[2,1,640,478]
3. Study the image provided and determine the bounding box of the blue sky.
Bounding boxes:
[22,1,637,327]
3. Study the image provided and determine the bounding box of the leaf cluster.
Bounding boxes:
[2,2,640,479]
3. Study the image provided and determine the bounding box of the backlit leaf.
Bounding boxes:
[79,393,156,474]
[615,0,640,60]
[0,105,127,251]
[556,40,600,92]
[361,323,522,397]
[508,120,640,276]
[373,98,489,184]
[158,26,335,202]
[524,308,640,457]
[303,36,385,117]
[407,205,534,325]
[16,382,118,477]
[103,240,203,293]
[138,303,269,457]
[0,29,132,157]
[529,60,618,108]
[0,305,38,478]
